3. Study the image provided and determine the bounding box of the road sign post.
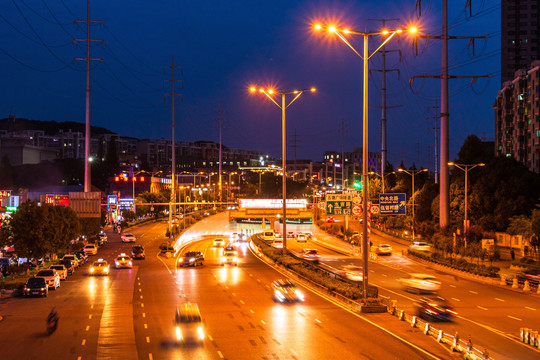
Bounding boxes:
[325,194,352,215]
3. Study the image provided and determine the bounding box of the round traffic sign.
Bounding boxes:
[352,205,361,216]
[370,205,380,215]
[353,195,362,204]
[318,201,326,210]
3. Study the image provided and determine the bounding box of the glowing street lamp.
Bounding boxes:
[313,21,417,302]
[448,162,485,244]
[249,85,316,255]
[398,168,428,240]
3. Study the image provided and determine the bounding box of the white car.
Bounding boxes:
[400,274,441,294]
[35,269,60,290]
[83,244,98,255]
[296,233,308,242]
[49,265,68,280]
[409,241,431,252]
[375,244,392,256]
[213,238,225,247]
[272,239,284,249]
[121,233,136,243]
[339,265,363,281]
[221,247,238,266]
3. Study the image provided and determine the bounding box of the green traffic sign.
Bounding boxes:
[325,194,352,215]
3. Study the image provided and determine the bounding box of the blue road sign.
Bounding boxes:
[379,193,406,215]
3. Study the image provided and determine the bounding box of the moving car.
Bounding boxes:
[174,303,205,343]
[400,273,441,294]
[272,239,284,249]
[301,249,320,263]
[237,233,247,242]
[49,264,68,280]
[375,244,393,256]
[131,245,146,260]
[89,259,110,275]
[409,241,431,252]
[415,296,457,321]
[35,269,60,290]
[96,233,108,246]
[221,247,238,266]
[339,265,364,281]
[213,238,225,247]
[83,244,98,256]
[177,251,204,267]
[115,254,133,269]
[121,233,136,243]
[517,269,540,285]
[296,233,308,242]
[23,277,48,297]
[272,279,304,303]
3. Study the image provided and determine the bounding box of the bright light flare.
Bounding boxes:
[310,87,317,92]
[328,26,337,33]
[314,24,322,30]
[249,87,256,92]
[409,27,418,34]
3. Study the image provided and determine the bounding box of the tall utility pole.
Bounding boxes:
[428,100,440,184]
[369,18,401,180]
[215,102,227,203]
[74,0,103,192]
[340,119,345,189]
[412,0,488,229]
[165,56,182,239]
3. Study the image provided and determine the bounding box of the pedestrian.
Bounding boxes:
[510,248,515,261]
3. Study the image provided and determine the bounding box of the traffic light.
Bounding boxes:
[354,181,363,190]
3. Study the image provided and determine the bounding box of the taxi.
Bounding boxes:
[115,253,133,269]
[89,259,110,275]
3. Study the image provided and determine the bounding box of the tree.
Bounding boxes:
[455,134,493,165]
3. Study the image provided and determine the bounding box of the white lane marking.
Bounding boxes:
[142,313,146,318]
[495,298,505,302]
[451,298,461,302]
[249,309,255,314]
[449,285,456,288]
[240,300,245,304]
[144,323,148,329]
[146,336,150,343]
[139,288,142,292]
[88,315,92,319]
[508,315,522,321]
[225,286,229,290]
[290,348,298,357]
[382,274,388,277]
[90,305,94,309]
[232,292,237,296]
[469,291,478,294]
[86,325,90,331]
[208,334,214,341]
[217,351,224,358]
[148,354,153,360]
[315,319,322,324]
[369,270,375,273]
[140,295,143,299]
[82,339,86,345]
[477,306,488,311]
[261,320,266,325]
[141,303,144,307]
[525,307,537,311]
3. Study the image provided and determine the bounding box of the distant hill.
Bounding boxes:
[0,117,115,136]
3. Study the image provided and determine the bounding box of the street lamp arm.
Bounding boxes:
[334,31,364,59]
[260,90,282,109]
[368,32,398,60]
[286,91,304,108]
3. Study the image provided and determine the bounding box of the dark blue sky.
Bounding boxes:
[1,1,500,171]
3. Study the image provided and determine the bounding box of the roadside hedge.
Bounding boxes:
[252,235,378,299]
[409,250,500,277]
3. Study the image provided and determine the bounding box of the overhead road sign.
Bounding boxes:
[326,194,352,215]
[379,193,406,215]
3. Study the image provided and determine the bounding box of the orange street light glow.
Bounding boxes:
[250,87,256,92]
[314,24,322,30]
[409,27,418,33]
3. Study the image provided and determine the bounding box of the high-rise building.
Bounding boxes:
[501,1,540,85]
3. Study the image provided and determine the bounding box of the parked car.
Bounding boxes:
[74,251,88,264]
[400,274,441,294]
[49,264,68,280]
[35,269,60,290]
[0,257,15,267]
[177,251,204,267]
[272,279,304,303]
[61,254,79,268]
[23,277,48,297]
[83,244,98,256]
[131,245,146,260]
[409,241,431,252]
[415,296,457,321]
[58,259,75,275]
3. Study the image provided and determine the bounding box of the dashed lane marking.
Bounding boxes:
[477,306,488,311]
[495,298,505,302]
[451,298,460,302]
[217,350,224,358]
[290,348,298,357]
[144,324,148,329]
[88,315,92,319]
[315,319,322,324]
[208,334,214,341]
[249,309,254,314]
[146,336,150,343]
[469,290,478,294]
[82,339,86,346]
[148,354,153,360]
[508,315,522,321]
[142,313,146,318]
[525,307,536,311]
[86,325,90,331]
[261,320,266,325]
[240,300,245,304]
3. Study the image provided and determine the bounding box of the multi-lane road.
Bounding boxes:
[0,213,539,359]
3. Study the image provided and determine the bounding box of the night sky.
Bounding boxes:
[1,1,500,170]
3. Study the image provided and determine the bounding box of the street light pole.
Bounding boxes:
[448,162,484,244]
[250,86,316,255]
